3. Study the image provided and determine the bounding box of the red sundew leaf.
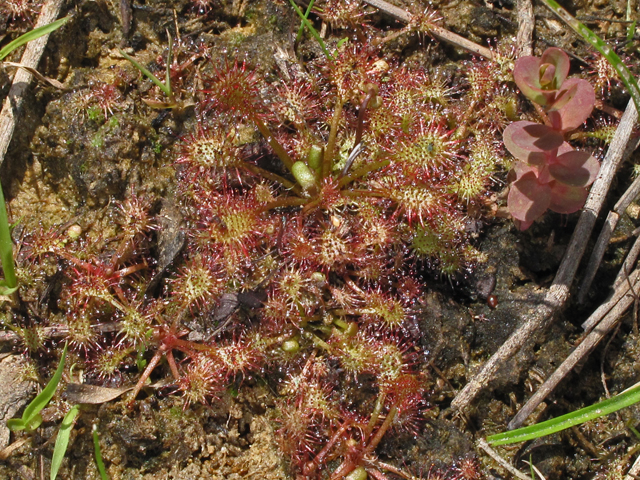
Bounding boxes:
[547,78,595,132]
[549,182,589,214]
[503,121,563,164]
[507,171,552,222]
[549,150,600,187]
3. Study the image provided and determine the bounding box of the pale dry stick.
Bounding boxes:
[0,322,119,344]
[0,0,65,170]
[515,0,534,57]
[363,0,494,59]
[624,452,640,480]
[522,460,548,480]
[508,268,640,429]
[476,439,532,480]
[578,154,640,305]
[583,269,640,332]
[577,212,619,305]
[451,99,638,413]
[613,229,640,289]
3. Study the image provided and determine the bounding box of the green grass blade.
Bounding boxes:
[92,424,110,480]
[541,0,640,119]
[487,382,640,445]
[118,49,172,97]
[165,32,173,99]
[287,0,334,61]
[50,404,80,480]
[14,343,68,432]
[0,184,17,290]
[0,283,19,296]
[296,0,315,42]
[0,17,69,61]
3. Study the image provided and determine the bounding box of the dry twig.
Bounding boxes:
[515,0,534,57]
[0,0,66,170]
[452,99,638,414]
[476,438,532,480]
[508,268,640,429]
[363,0,494,59]
[579,155,640,305]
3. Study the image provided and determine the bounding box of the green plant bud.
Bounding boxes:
[345,466,368,480]
[281,338,300,353]
[343,322,358,337]
[66,224,82,240]
[306,145,323,170]
[292,161,317,192]
[369,95,383,109]
[504,96,518,121]
[310,271,326,285]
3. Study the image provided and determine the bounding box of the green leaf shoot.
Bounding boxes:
[487,382,640,446]
[118,49,173,99]
[0,182,17,294]
[92,424,110,480]
[7,343,68,432]
[0,17,70,62]
[288,0,334,61]
[50,404,80,480]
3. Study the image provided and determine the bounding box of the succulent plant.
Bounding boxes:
[503,47,599,230]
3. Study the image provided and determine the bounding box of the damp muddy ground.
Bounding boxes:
[1,0,640,479]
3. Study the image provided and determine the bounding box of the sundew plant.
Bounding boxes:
[5,1,606,477]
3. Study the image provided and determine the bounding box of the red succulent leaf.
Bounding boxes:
[503,121,563,164]
[539,48,571,88]
[548,149,599,187]
[547,78,595,132]
[513,48,570,107]
[507,171,552,223]
[512,160,552,184]
[549,182,589,214]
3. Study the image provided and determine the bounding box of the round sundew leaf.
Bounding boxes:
[549,182,589,214]
[503,121,563,164]
[507,171,552,222]
[547,78,595,132]
[549,150,600,187]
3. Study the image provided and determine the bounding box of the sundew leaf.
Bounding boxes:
[50,404,80,480]
[0,17,69,61]
[7,343,68,432]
